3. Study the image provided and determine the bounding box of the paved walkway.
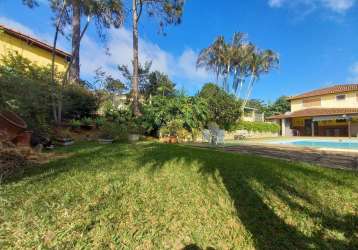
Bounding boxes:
[224,143,358,171]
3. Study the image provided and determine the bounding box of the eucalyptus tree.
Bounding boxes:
[129,0,185,116]
[22,0,125,124]
[49,0,124,84]
[22,0,38,7]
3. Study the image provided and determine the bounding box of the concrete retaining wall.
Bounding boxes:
[225,130,279,140]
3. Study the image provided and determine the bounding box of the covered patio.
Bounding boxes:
[268,108,358,137]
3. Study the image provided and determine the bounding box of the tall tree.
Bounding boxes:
[197,32,279,111]
[241,49,279,110]
[197,36,226,84]
[22,0,38,7]
[130,0,184,116]
[49,0,124,83]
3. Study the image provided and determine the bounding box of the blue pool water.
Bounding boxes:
[271,140,358,150]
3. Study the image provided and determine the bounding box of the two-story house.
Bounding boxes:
[0,24,71,71]
[268,84,358,137]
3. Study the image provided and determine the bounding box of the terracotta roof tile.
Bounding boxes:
[0,24,71,59]
[289,84,358,100]
[267,108,358,119]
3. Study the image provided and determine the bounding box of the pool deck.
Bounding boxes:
[189,137,358,171]
[223,138,358,171]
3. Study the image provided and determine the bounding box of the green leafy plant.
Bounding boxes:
[69,119,81,130]
[99,122,127,140]
[198,83,241,130]
[95,117,105,128]
[166,119,184,136]
[81,117,93,127]
[233,121,280,133]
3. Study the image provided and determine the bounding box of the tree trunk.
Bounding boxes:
[70,0,81,84]
[51,1,67,125]
[51,18,60,124]
[131,0,141,116]
[241,74,256,111]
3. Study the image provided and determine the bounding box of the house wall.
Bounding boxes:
[0,32,68,72]
[291,91,358,112]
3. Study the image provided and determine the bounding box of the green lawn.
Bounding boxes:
[1,142,357,249]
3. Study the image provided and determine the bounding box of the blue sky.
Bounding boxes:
[1,0,358,102]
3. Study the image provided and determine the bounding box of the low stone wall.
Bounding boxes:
[225,130,279,140]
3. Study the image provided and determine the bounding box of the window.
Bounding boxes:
[303,97,321,107]
[336,94,346,101]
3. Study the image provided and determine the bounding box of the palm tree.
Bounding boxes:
[197,36,226,85]
[197,32,279,110]
[232,44,255,97]
[241,49,279,111]
[229,32,248,95]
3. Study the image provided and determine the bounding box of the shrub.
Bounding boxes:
[142,95,208,136]
[198,83,241,130]
[95,117,105,128]
[99,122,128,140]
[81,117,93,126]
[69,119,81,130]
[62,85,99,120]
[233,121,280,133]
[0,52,53,135]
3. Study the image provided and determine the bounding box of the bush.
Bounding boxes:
[198,83,241,130]
[69,119,81,130]
[233,121,280,133]
[81,117,93,126]
[62,85,99,120]
[142,95,208,136]
[0,52,53,134]
[95,117,105,128]
[99,122,128,140]
[0,52,99,134]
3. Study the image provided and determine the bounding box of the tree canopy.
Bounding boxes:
[198,83,241,130]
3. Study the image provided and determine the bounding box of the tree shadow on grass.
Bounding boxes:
[3,142,357,249]
[3,142,130,184]
[138,143,358,250]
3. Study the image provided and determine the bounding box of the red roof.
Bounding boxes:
[288,84,358,100]
[267,108,358,119]
[0,24,71,59]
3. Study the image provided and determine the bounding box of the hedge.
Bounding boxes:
[232,121,280,133]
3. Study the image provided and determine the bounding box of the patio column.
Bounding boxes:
[348,120,352,138]
[311,120,314,137]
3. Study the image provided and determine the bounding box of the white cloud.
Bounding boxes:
[0,17,211,88]
[268,0,285,8]
[0,16,37,37]
[80,27,211,84]
[268,0,356,13]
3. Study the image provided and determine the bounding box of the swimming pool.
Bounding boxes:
[269,139,358,150]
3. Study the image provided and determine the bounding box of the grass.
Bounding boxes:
[1,142,357,249]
